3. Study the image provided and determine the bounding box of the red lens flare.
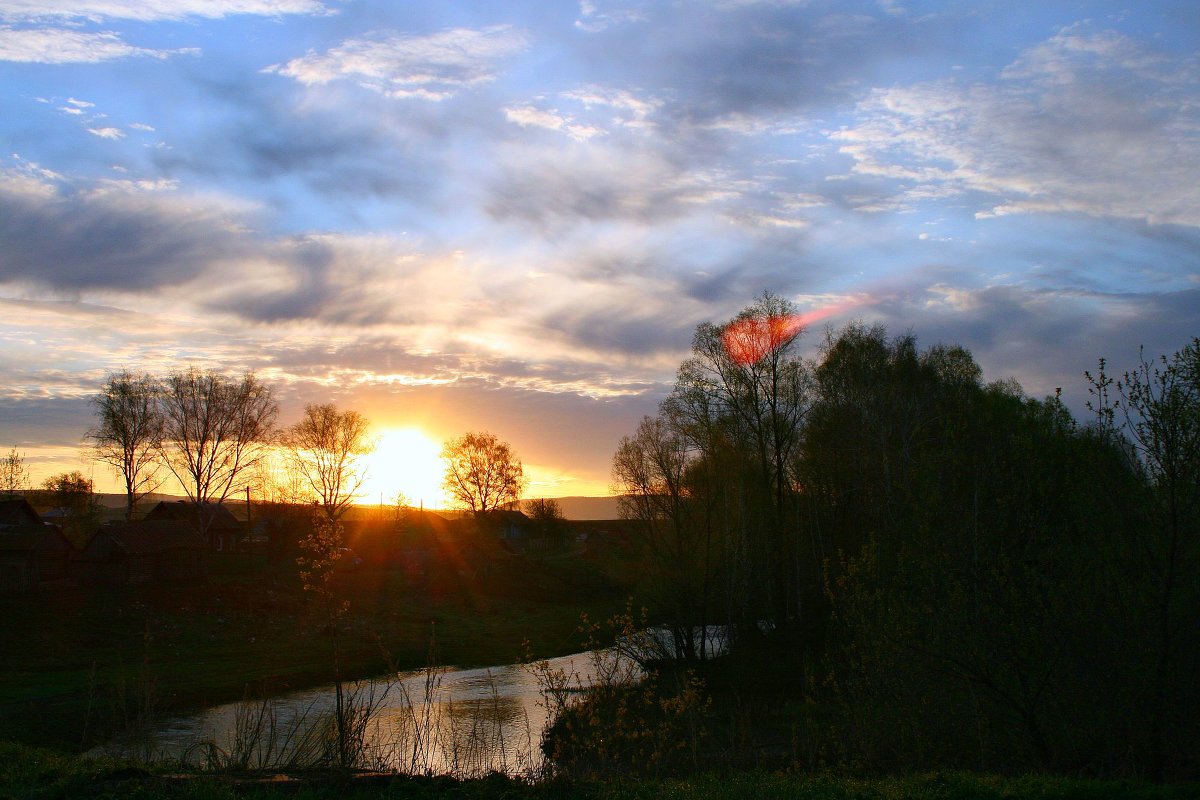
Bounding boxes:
[721,300,860,365]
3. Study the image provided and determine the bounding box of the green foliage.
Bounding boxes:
[609,302,1200,779]
[530,610,711,782]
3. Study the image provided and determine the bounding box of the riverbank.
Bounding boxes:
[0,540,634,752]
[2,741,1194,800]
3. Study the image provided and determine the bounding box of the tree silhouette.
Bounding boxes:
[441,431,524,517]
[159,367,277,537]
[89,371,164,520]
[283,403,374,523]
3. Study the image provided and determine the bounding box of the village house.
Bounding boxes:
[77,521,207,585]
[144,500,245,552]
[0,498,74,593]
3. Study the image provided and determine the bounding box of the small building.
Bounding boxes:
[0,524,74,593]
[491,510,531,542]
[144,500,244,552]
[0,498,43,528]
[78,521,207,585]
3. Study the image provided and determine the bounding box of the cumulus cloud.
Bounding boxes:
[830,25,1200,225]
[265,25,529,100]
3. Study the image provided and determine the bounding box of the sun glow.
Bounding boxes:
[359,427,448,510]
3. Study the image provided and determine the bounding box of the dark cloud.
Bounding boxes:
[540,305,694,357]
[0,396,92,449]
[574,1,968,125]
[150,72,441,208]
[859,283,1200,417]
[484,148,698,230]
[0,181,253,291]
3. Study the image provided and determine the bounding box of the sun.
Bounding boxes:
[359,427,448,510]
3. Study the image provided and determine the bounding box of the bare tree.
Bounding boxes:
[283,403,374,523]
[441,431,524,517]
[89,371,164,520]
[0,448,29,498]
[159,367,278,536]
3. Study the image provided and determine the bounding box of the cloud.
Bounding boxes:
[485,143,746,231]
[0,0,328,24]
[0,26,184,62]
[0,167,257,291]
[86,125,123,139]
[830,25,1200,225]
[574,0,647,32]
[852,278,1200,411]
[265,25,529,101]
[560,85,661,130]
[504,103,605,141]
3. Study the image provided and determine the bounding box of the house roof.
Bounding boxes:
[92,521,207,555]
[0,524,72,553]
[0,498,42,527]
[145,500,240,530]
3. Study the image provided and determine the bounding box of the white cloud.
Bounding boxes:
[265,25,529,101]
[0,0,327,24]
[830,26,1200,225]
[561,85,661,130]
[89,177,178,195]
[87,126,123,139]
[0,26,183,62]
[129,122,155,132]
[504,103,605,141]
[574,1,645,33]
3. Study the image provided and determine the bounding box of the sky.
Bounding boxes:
[1,0,1198,503]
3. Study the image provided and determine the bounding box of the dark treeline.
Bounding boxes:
[611,293,1199,780]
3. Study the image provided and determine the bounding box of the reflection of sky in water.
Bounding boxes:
[93,629,728,777]
[92,650,617,777]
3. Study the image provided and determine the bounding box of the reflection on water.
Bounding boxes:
[93,627,729,777]
[92,651,607,778]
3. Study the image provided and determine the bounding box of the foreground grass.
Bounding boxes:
[0,541,631,752]
[2,742,1196,800]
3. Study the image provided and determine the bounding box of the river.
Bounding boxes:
[92,626,729,777]
[92,649,625,778]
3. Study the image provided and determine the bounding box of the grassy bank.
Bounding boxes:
[0,538,632,752]
[2,742,1196,800]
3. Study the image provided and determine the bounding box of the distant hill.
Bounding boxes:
[553,496,620,520]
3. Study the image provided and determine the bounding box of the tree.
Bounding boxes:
[283,403,374,523]
[667,292,813,627]
[525,497,569,540]
[37,471,101,546]
[0,448,29,497]
[612,414,723,660]
[1089,339,1200,779]
[441,431,524,517]
[159,367,278,536]
[88,371,164,520]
